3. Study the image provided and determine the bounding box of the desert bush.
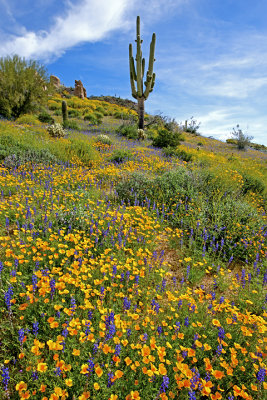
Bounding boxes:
[94,111,104,124]
[162,147,193,162]
[3,148,59,168]
[84,113,98,125]
[65,137,98,166]
[231,124,253,150]
[15,114,42,126]
[109,149,134,163]
[115,172,155,205]
[38,111,54,124]
[242,173,265,194]
[95,134,113,146]
[63,120,80,131]
[183,116,201,134]
[47,123,66,138]
[0,55,52,118]
[116,124,138,140]
[152,128,183,148]
[68,109,81,118]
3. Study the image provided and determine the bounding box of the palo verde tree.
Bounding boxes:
[129,16,156,130]
[0,54,52,119]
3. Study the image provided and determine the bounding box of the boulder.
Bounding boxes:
[74,80,86,99]
[50,75,61,88]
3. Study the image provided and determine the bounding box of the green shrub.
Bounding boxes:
[162,147,192,161]
[38,111,54,124]
[116,124,138,140]
[3,148,59,168]
[242,174,265,194]
[115,167,194,206]
[95,106,105,114]
[0,55,52,118]
[16,114,42,126]
[95,134,113,146]
[94,111,104,124]
[63,120,80,131]
[115,172,155,205]
[65,137,98,166]
[68,109,81,118]
[47,123,66,138]
[109,149,133,164]
[84,113,98,125]
[152,128,182,148]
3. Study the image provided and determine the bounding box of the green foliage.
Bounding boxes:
[116,124,138,140]
[95,134,113,146]
[84,113,98,125]
[68,109,81,118]
[242,173,265,194]
[63,120,81,131]
[109,149,134,163]
[162,146,193,162]
[0,133,59,167]
[115,172,155,205]
[183,117,201,134]
[0,54,51,118]
[94,111,104,124]
[47,123,66,138]
[15,114,42,126]
[38,111,54,124]
[152,128,182,148]
[65,136,99,166]
[231,124,253,150]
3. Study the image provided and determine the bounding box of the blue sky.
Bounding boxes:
[1,0,267,145]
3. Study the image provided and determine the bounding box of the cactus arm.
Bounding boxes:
[136,16,143,97]
[142,58,145,80]
[143,33,156,99]
[129,44,137,99]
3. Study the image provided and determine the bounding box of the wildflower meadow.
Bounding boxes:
[0,94,266,400]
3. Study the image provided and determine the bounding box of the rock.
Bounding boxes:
[50,75,61,88]
[74,80,86,99]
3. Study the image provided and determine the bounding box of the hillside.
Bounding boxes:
[0,93,266,399]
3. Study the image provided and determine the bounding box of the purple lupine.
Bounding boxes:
[257,368,266,383]
[123,297,131,311]
[188,390,196,400]
[160,375,169,393]
[32,274,38,292]
[4,286,13,312]
[218,327,225,341]
[31,371,39,380]
[32,321,39,336]
[18,328,25,346]
[50,278,56,298]
[184,317,189,327]
[1,366,10,391]
[114,344,121,356]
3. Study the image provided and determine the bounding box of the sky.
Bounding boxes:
[1,0,267,145]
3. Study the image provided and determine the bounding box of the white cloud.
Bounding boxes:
[0,0,131,60]
[0,0,189,61]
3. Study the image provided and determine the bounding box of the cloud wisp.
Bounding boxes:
[0,0,131,60]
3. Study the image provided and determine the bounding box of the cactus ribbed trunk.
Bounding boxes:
[138,97,145,129]
[129,16,156,136]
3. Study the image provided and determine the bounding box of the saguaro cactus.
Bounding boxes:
[62,100,68,124]
[129,16,156,130]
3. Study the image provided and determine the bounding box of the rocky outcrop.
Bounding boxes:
[50,75,61,88]
[74,80,87,99]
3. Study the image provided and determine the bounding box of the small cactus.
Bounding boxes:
[62,100,68,123]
